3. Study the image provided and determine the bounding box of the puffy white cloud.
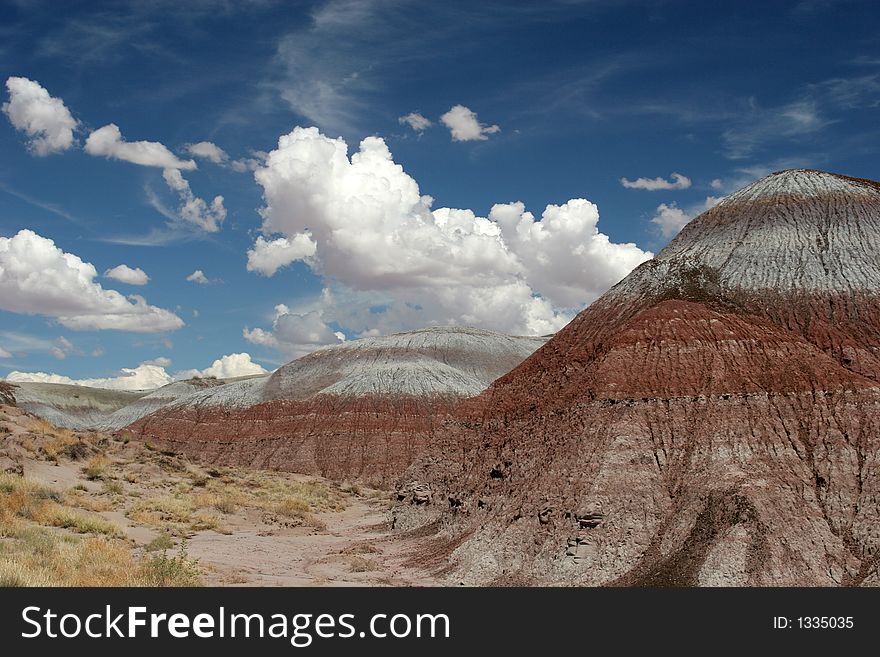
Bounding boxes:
[2,76,77,155]
[439,105,500,141]
[489,199,651,308]
[650,203,690,238]
[186,141,228,164]
[84,123,196,170]
[246,234,317,277]
[186,270,210,284]
[161,168,226,232]
[244,302,344,359]
[651,196,723,239]
[6,363,173,391]
[710,178,724,190]
[6,352,267,391]
[0,230,183,332]
[398,112,432,132]
[248,126,652,340]
[104,264,149,286]
[176,352,268,380]
[621,172,691,191]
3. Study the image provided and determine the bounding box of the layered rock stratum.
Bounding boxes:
[126,327,546,486]
[393,169,880,586]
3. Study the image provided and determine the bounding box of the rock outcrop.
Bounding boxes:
[126,327,547,486]
[0,381,15,407]
[393,170,880,586]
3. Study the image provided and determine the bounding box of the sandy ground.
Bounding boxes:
[2,403,439,587]
[187,496,436,586]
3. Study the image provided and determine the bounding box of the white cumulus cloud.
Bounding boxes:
[6,363,173,391]
[247,126,651,342]
[186,270,210,284]
[162,168,226,232]
[650,203,690,238]
[6,352,268,391]
[0,230,183,332]
[244,301,344,359]
[651,196,723,238]
[621,172,692,191]
[3,76,77,155]
[246,234,317,277]
[104,264,149,286]
[398,112,432,132]
[186,141,228,164]
[175,352,268,380]
[84,123,196,170]
[439,105,500,141]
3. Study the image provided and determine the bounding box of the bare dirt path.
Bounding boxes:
[188,493,439,587]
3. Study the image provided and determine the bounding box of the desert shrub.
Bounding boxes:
[83,455,111,480]
[214,495,238,515]
[102,480,124,496]
[62,440,94,461]
[0,533,190,587]
[275,498,310,517]
[141,541,202,587]
[144,533,175,552]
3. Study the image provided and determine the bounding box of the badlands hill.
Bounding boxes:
[6,377,265,431]
[127,327,546,486]
[9,382,146,429]
[394,169,880,586]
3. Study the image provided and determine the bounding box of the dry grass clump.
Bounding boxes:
[144,469,346,533]
[83,454,111,480]
[128,495,223,535]
[272,498,327,530]
[0,530,202,587]
[0,473,121,537]
[144,533,175,552]
[0,469,202,586]
[67,491,114,513]
[22,419,90,462]
[187,467,345,513]
[130,496,193,523]
[317,553,379,573]
[213,495,238,515]
[36,504,123,537]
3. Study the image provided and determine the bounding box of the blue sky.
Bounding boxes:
[1,0,879,388]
